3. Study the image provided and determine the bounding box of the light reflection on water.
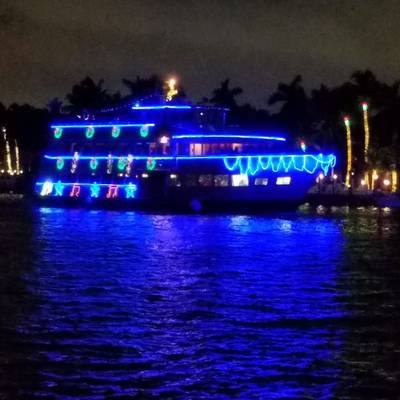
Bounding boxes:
[0,206,399,399]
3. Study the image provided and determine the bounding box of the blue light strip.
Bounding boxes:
[44,155,174,160]
[43,153,336,175]
[35,182,136,187]
[172,134,286,142]
[50,123,155,129]
[131,105,192,110]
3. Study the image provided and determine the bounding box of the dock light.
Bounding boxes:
[383,179,390,186]
[318,173,324,181]
[373,172,379,180]
[170,174,177,179]
[142,173,149,178]
[333,174,338,180]
[361,179,366,186]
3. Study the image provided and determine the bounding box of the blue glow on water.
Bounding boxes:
[1,209,349,398]
[2,208,400,399]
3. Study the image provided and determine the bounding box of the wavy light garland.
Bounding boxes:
[223,154,336,176]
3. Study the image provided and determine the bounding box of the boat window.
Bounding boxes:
[183,174,198,187]
[276,176,291,185]
[199,174,213,186]
[190,143,203,156]
[231,174,249,187]
[214,175,229,187]
[255,178,268,186]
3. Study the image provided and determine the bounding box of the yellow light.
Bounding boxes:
[165,77,178,102]
[361,179,366,186]
[392,170,397,192]
[371,169,378,190]
[344,116,352,187]
[14,139,20,175]
[364,171,370,190]
[362,102,370,164]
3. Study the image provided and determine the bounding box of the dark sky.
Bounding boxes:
[1,0,400,108]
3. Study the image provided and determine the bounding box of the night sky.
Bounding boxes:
[1,0,399,108]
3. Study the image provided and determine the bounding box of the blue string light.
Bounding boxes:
[50,123,155,129]
[131,105,192,110]
[172,134,286,142]
[43,153,336,175]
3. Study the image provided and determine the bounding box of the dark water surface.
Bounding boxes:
[0,206,399,399]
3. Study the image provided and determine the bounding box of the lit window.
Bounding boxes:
[214,175,229,187]
[255,178,268,186]
[190,143,202,155]
[276,176,291,185]
[199,174,213,186]
[232,174,249,187]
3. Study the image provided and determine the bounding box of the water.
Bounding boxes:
[0,206,399,399]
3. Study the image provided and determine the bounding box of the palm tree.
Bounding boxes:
[65,77,118,115]
[268,75,310,137]
[209,79,243,109]
[122,75,164,102]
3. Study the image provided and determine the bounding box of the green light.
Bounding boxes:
[56,158,64,170]
[54,127,63,139]
[111,126,121,138]
[86,126,95,139]
[146,158,156,170]
[118,157,127,171]
[90,158,98,170]
[140,125,150,138]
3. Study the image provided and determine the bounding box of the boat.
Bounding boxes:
[35,95,336,212]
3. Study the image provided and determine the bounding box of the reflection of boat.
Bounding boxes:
[35,102,336,211]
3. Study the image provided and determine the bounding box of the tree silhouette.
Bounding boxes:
[122,75,164,102]
[209,79,243,109]
[66,77,119,114]
[268,75,310,137]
